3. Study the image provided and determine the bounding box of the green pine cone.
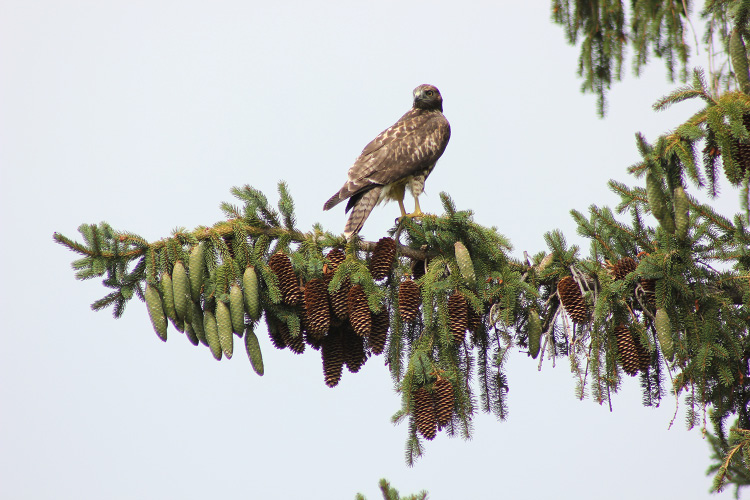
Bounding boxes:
[673,187,689,240]
[229,284,245,334]
[646,171,667,221]
[144,283,168,341]
[216,300,234,359]
[190,301,207,347]
[646,172,674,233]
[731,28,750,94]
[189,242,206,302]
[172,260,190,322]
[184,321,200,346]
[655,308,674,362]
[454,241,476,287]
[203,309,223,360]
[161,272,178,321]
[243,266,261,321]
[528,310,542,359]
[244,326,265,376]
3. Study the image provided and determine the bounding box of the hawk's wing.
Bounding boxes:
[323,109,450,212]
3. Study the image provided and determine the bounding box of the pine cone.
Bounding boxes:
[448,291,468,343]
[412,259,426,282]
[612,257,637,281]
[467,302,481,333]
[614,324,641,376]
[369,237,397,281]
[369,308,389,355]
[322,329,344,387]
[347,284,372,337]
[266,317,287,350]
[732,114,750,180]
[325,248,350,320]
[413,386,437,440]
[638,278,656,309]
[324,248,346,279]
[398,279,421,323]
[434,377,454,429]
[557,276,588,324]
[279,321,305,354]
[304,329,324,350]
[268,251,302,305]
[342,325,367,373]
[304,278,330,338]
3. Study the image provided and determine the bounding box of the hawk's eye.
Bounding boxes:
[425,90,434,96]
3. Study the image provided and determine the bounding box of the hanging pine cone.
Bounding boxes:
[326,248,350,320]
[322,330,344,387]
[266,317,287,350]
[304,278,330,338]
[412,259,426,282]
[413,386,437,440]
[398,279,421,323]
[279,321,305,354]
[557,276,588,324]
[369,237,397,281]
[638,278,656,309]
[433,377,454,429]
[448,291,468,343]
[614,324,641,376]
[304,329,324,350]
[268,251,302,305]
[369,308,389,355]
[324,248,346,278]
[611,257,637,281]
[732,114,750,179]
[342,325,367,373]
[347,284,372,337]
[467,303,481,333]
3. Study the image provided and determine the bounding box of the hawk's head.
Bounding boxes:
[413,84,443,112]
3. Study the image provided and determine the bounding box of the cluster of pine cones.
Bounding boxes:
[557,256,658,376]
[398,282,481,343]
[413,377,455,440]
[266,237,398,387]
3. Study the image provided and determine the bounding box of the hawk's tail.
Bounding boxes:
[344,186,382,240]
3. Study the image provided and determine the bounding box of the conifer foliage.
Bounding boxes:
[53,5,750,488]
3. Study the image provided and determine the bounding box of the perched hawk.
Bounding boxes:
[323,84,451,239]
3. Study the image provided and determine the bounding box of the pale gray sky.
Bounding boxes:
[1,1,742,499]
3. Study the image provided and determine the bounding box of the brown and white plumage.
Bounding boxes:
[323,84,451,239]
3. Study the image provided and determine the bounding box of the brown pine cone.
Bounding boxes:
[322,329,344,388]
[638,278,656,309]
[369,308,389,355]
[448,291,468,343]
[268,251,302,305]
[369,237,397,281]
[433,377,454,429]
[266,318,287,350]
[342,325,367,373]
[398,279,421,323]
[611,257,637,281]
[347,284,372,337]
[614,324,641,376]
[304,278,331,338]
[413,386,437,440]
[557,276,589,324]
[412,259,426,281]
[326,248,350,321]
[279,320,305,354]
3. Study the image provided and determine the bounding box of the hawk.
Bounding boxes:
[323,84,451,239]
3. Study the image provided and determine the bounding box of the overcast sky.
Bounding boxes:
[1,1,744,499]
